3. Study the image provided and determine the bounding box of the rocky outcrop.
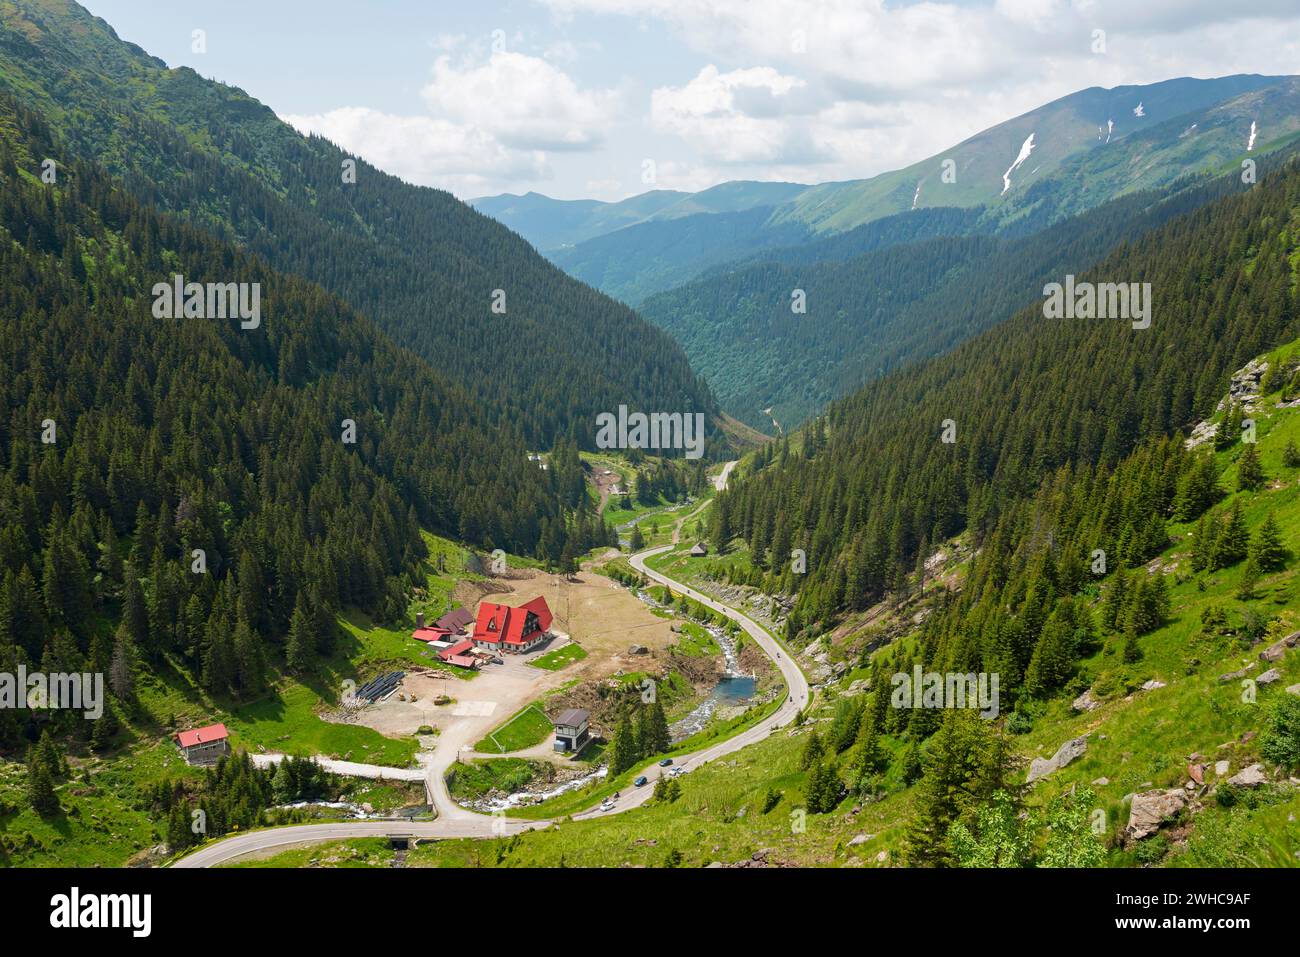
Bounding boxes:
[1072,689,1100,712]
[1259,630,1300,662]
[1027,735,1088,783]
[1226,764,1267,789]
[1257,668,1282,685]
[1126,789,1188,840]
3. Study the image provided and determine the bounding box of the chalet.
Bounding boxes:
[690,542,709,557]
[411,607,476,643]
[471,596,553,654]
[436,638,479,670]
[176,723,229,765]
[553,708,590,754]
[435,608,475,634]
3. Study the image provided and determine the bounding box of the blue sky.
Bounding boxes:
[80,0,1300,201]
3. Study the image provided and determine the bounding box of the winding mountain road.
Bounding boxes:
[173,462,808,867]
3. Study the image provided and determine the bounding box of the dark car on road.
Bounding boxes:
[659,758,673,767]
[634,775,648,787]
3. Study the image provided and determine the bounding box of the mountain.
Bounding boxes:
[769,74,1290,234]
[528,74,1300,306]
[0,89,619,737]
[716,151,1300,629]
[0,0,717,450]
[639,145,1300,430]
[472,180,807,253]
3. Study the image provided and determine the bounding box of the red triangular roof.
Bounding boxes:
[176,723,228,748]
[472,596,552,646]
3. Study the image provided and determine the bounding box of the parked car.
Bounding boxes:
[600,801,614,812]
[659,758,673,767]
[634,775,648,787]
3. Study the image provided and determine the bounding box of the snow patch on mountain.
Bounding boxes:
[1001,133,1036,195]
[1133,102,1145,117]
[1247,120,1258,151]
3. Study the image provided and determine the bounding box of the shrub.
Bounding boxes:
[1260,694,1300,771]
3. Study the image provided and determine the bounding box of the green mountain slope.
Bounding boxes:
[0,87,618,741]
[532,75,1299,309]
[642,147,1300,430]
[472,180,808,253]
[0,0,716,449]
[771,74,1294,234]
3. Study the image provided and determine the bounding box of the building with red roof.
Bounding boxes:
[175,722,230,765]
[471,596,553,654]
[436,638,478,668]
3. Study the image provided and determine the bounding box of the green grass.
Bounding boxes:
[530,643,588,671]
[445,758,552,801]
[473,705,554,754]
[228,684,418,768]
[222,838,396,868]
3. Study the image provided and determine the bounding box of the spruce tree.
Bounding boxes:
[1215,501,1250,568]
[26,749,59,816]
[285,592,314,675]
[1236,443,1264,491]
[1250,513,1286,571]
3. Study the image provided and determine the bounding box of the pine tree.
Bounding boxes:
[166,804,192,852]
[271,761,293,804]
[1215,501,1250,568]
[1236,443,1264,491]
[1283,439,1300,469]
[26,748,59,816]
[609,712,638,776]
[645,699,671,755]
[284,592,314,675]
[108,624,137,700]
[1025,601,1077,697]
[1250,513,1286,572]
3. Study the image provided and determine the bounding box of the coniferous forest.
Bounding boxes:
[3,0,1300,904]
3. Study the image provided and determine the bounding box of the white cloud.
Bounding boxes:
[423,51,621,150]
[651,65,824,164]
[537,0,1300,187]
[281,106,549,196]
[281,50,622,197]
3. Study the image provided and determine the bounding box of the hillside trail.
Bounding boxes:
[671,460,736,544]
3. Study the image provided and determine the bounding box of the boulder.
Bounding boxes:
[1218,666,1252,683]
[1214,760,1230,777]
[1072,689,1100,712]
[1126,789,1188,840]
[1287,684,1300,697]
[1187,764,1204,786]
[1141,679,1166,692]
[1226,764,1267,789]
[847,834,873,847]
[1092,776,1110,786]
[1259,631,1300,662]
[1257,668,1282,685]
[1027,734,1088,783]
